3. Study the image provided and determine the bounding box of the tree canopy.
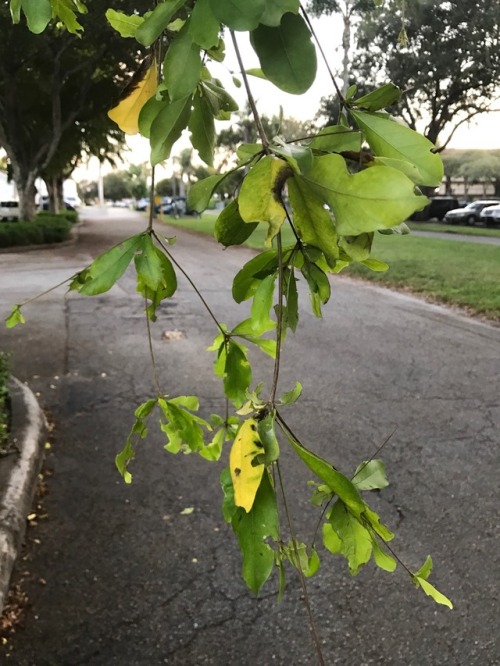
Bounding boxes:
[0,1,143,219]
[329,0,500,148]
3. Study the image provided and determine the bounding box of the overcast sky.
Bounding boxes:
[74,16,500,182]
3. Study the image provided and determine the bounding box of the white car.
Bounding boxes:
[479,204,500,227]
[0,201,20,221]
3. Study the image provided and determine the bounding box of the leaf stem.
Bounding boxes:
[230,31,270,151]
[276,461,326,666]
[152,230,226,337]
[144,292,162,395]
[299,4,345,106]
[270,232,284,405]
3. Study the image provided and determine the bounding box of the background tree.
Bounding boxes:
[155,179,174,198]
[308,0,374,93]
[325,0,500,149]
[103,172,132,202]
[458,151,500,197]
[0,1,142,220]
[125,163,149,201]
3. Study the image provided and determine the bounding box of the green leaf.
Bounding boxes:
[115,437,135,484]
[215,200,258,247]
[137,249,177,321]
[158,398,207,454]
[414,555,433,580]
[361,257,389,272]
[138,97,164,139]
[412,576,453,609]
[250,13,317,94]
[224,342,252,407]
[189,93,215,166]
[150,96,192,166]
[21,0,52,33]
[288,176,339,267]
[134,234,164,291]
[370,156,424,184]
[328,501,373,575]
[352,459,389,491]
[351,83,401,112]
[287,434,367,517]
[135,0,186,46]
[305,154,428,236]
[237,143,264,162]
[239,156,289,246]
[309,126,362,154]
[372,538,397,572]
[340,233,373,262]
[199,427,225,461]
[283,267,299,332]
[232,249,279,303]
[71,235,142,296]
[278,381,302,406]
[52,0,84,34]
[283,541,320,577]
[220,467,238,523]
[105,9,143,37]
[301,261,331,316]
[188,0,220,49]
[245,68,268,80]
[5,305,26,329]
[187,173,229,213]
[210,0,266,31]
[164,24,201,101]
[322,522,342,554]
[232,472,279,595]
[256,413,280,464]
[10,0,22,23]
[270,143,313,175]
[260,0,299,26]
[200,80,239,120]
[251,273,277,334]
[378,222,410,235]
[350,110,444,187]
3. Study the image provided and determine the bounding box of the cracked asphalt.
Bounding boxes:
[0,208,499,666]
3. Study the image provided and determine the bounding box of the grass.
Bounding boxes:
[0,353,10,451]
[162,213,500,321]
[408,221,500,237]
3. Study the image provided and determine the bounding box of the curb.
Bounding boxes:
[0,377,48,614]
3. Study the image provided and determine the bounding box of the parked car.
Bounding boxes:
[135,197,150,212]
[0,201,20,221]
[160,196,187,216]
[444,200,500,225]
[479,204,500,227]
[411,197,461,221]
[41,196,75,211]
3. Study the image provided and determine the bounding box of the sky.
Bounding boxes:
[73,16,500,183]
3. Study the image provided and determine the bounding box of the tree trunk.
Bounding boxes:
[11,159,37,221]
[341,9,351,95]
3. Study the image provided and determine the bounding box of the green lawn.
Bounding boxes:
[162,213,500,321]
[408,221,500,237]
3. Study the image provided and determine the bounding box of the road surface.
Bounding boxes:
[0,209,498,665]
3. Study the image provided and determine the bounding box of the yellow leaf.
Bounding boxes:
[230,418,265,513]
[108,58,158,135]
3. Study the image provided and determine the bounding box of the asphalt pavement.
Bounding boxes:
[0,208,499,665]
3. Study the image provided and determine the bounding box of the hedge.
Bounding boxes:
[38,209,79,224]
[0,215,73,248]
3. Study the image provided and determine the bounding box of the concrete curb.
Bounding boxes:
[0,377,47,614]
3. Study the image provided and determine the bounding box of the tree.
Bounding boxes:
[103,172,132,202]
[458,151,500,197]
[0,1,141,220]
[348,0,500,149]
[125,163,149,201]
[6,3,453,660]
[308,0,374,93]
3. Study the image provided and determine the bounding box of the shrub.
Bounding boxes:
[0,215,72,248]
[37,209,79,224]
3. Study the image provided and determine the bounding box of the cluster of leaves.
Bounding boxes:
[5,0,453,617]
[9,0,88,35]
